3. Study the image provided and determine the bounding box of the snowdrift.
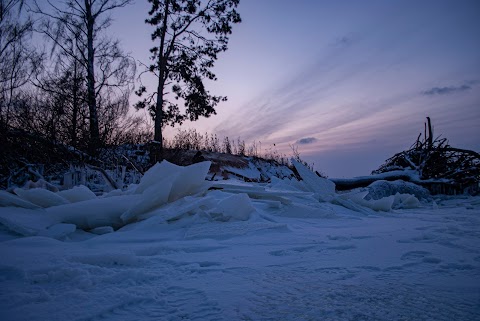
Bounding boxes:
[0,160,424,240]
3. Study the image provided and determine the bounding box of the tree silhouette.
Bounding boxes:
[32,0,135,154]
[136,0,241,160]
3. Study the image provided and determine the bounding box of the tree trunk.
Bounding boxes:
[152,0,170,163]
[85,0,100,155]
[71,58,79,148]
[426,116,433,150]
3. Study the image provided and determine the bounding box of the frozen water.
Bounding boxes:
[0,190,40,209]
[121,178,172,223]
[46,195,140,229]
[210,193,255,221]
[134,160,181,194]
[168,161,211,202]
[14,188,69,208]
[292,159,335,201]
[57,185,97,203]
[0,207,54,236]
[394,193,422,209]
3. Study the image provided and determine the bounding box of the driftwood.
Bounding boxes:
[371,117,479,194]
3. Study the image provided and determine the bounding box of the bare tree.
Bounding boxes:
[32,0,135,154]
[0,0,41,129]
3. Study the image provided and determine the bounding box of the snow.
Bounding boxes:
[0,160,479,320]
[366,179,431,201]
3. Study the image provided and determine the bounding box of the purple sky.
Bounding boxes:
[112,0,480,177]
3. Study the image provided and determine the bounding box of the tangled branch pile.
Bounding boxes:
[373,117,479,193]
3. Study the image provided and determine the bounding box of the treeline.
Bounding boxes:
[0,0,151,154]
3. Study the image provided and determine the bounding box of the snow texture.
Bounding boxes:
[366,179,430,200]
[0,160,479,320]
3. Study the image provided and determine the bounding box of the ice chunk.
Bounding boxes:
[210,193,255,221]
[338,190,370,203]
[46,194,140,229]
[292,160,335,201]
[0,190,41,209]
[169,161,211,202]
[338,189,395,212]
[14,188,69,208]
[134,161,182,194]
[123,160,211,222]
[57,185,97,203]
[393,193,421,209]
[0,207,55,236]
[364,195,395,211]
[269,176,305,192]
[121,178,172,223]
[125,196,218,230]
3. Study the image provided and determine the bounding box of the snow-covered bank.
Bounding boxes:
[0,161,479,320]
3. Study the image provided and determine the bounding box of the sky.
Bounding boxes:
[110,0,480,177]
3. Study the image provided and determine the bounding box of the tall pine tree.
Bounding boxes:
[136,0,241,160]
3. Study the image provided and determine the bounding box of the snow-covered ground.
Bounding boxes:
[1,161,479,320]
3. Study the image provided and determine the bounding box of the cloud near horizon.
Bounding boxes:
[422,84,471,96]
[296,137,317,145]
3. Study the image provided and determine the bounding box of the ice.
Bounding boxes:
[121,178,172,223]
[365,195,395,211]
[0,190,40,209]
[123,196,218,231]
[14,188,69,208]
[291,159,336,201]
[338,189,420,212]
[57,185,97,203]
[46,195,140,230]
[0,161,214,233]
[134,160,182,194]
[0,207,55,236]
[168,161,211,201]
[210,193,255,221]
[212,183,295,205]
[269,176,306,192]
[393,193,421,209]
[122,161,211,222]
